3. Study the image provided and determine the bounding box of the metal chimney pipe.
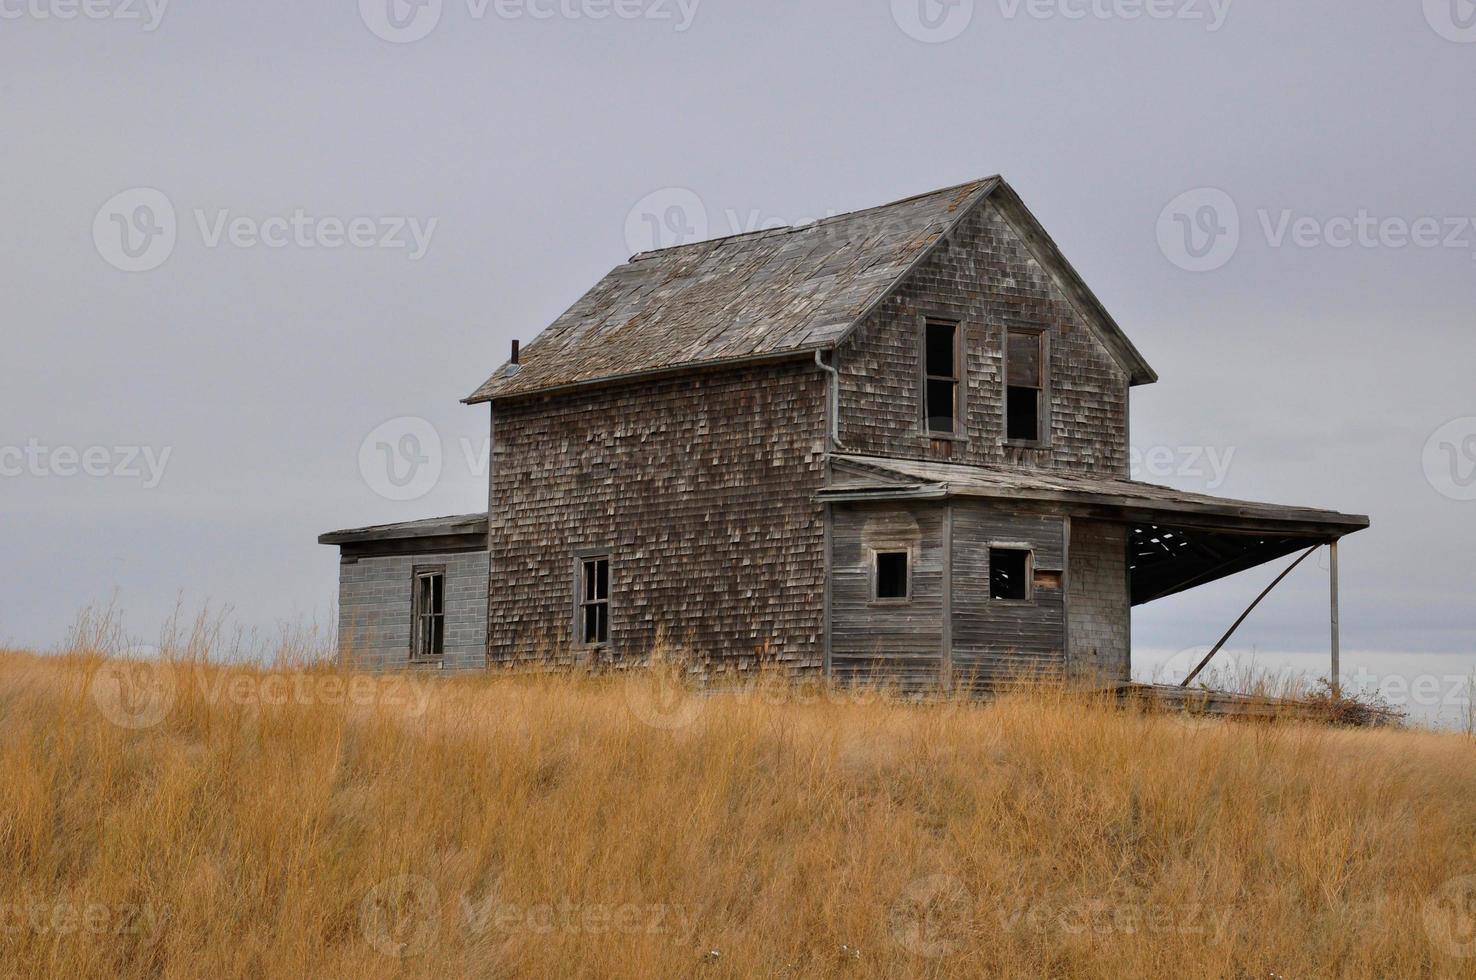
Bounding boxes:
[511,339,520,365]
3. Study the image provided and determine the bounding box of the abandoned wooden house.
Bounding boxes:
[321,176,1368,690]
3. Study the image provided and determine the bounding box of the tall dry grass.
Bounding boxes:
[2,626,1476,977]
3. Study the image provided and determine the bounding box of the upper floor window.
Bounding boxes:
[923,319,961,435]
[1006,328,1045,444]
[411,566,446,661]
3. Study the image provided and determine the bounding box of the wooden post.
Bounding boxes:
[1329,539,1340,697]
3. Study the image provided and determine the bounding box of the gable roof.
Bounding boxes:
[466,177,1156,404]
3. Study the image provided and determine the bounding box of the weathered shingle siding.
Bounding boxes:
[835,200,1130,476]
[1066,520,1130,684]
[488,361,828,669]
[338,550,489,672]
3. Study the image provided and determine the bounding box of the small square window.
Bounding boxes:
[989,548,1032,601]
[875,551,910,601]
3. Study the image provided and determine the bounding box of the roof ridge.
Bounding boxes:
[627,176,1000,262]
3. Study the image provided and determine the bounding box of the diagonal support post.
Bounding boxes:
[1179,544,1322,689]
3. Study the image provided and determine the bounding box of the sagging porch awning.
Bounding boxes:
[819,455,1370,606]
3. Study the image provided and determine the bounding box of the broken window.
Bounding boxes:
[1006,329,1044,443]
[578,555,610,645]
[989,548,1033,601]
[924,320,960,434]
[411,567,445,660]
[874,551,910,601]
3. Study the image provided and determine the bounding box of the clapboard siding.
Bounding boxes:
[950,504,1067,689]
[830,502,944,690]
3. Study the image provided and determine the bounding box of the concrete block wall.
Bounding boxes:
[1066,520,1129,684]
[338,550,489,672]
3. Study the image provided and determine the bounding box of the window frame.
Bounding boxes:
[920,315,965,440]
[1002,326,1050,448]
[573,550,612,648]
[409,564,447,662]
[987,544,1036,604]
[869,547,913,605]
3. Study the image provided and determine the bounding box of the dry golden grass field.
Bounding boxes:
[4,629,1476,978]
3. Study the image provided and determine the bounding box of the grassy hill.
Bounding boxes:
[3,646,1475,978]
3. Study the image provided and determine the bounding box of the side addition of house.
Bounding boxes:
[321,176,1368,688]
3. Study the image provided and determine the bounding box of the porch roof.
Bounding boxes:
[822,455,1369,605]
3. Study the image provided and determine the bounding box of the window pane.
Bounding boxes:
[1007,330,1041,387]
[596,604,608,644]
[430,574,443,615]
[583,605,598,643]
[595,559,608,601]
[431,616,444,656]
[583,560,596,602]
[1007,386,1039,442]
[875,552,909,600]
[990,549,1031,601]
[925,322,956,378]
[926,379,957,434]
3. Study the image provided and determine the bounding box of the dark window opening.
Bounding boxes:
[1006,329,1044,443]
[990,548,1032,601]
[1007,385,1040,442]
[924,320,960,434]
[875,551,910,601]
[578,555,610,645]
[412,568,445,660]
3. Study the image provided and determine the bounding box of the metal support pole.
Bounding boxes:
[1180,545,1320,689]
[1329,539,1340,697]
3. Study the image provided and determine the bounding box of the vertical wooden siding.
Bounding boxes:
[829,502,945,690]
[949,502,1067,690]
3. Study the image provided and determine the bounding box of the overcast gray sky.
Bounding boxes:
[2,0,1472,723]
